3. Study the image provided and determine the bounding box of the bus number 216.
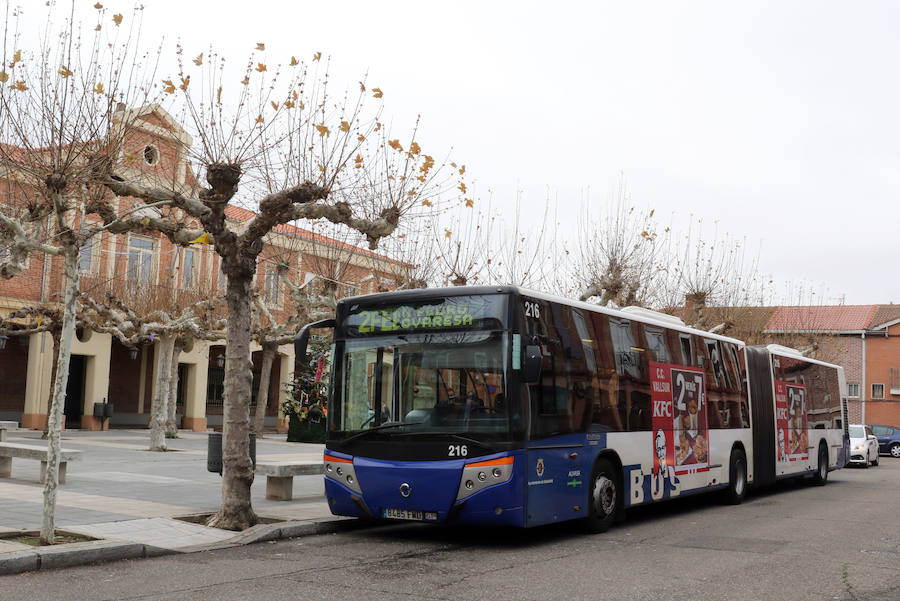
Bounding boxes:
[448,445,468,457]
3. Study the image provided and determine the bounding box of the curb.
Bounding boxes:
[175,516,368,553]
[0,517,374,576]
[0,541,148,576]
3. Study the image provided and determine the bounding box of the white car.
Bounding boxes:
[849,424,879,467]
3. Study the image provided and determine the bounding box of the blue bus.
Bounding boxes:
[296,286,848,531]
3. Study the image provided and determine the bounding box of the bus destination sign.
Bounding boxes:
[345,295,505,336]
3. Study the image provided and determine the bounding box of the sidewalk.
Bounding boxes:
[0,428,353,575]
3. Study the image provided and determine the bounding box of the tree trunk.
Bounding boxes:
[207,273,257,530]
[165,339,184,438]
[40,332,61,440]
[40,252,79,545]
[252,345,276,438]
[149,336,175,451]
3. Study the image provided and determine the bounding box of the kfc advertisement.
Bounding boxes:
[650,362,709,475]
[774,380,808,462]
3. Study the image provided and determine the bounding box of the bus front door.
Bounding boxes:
[525,442,588,526]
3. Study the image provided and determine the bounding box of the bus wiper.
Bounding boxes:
[394,431,488,447]
[344,421,424,443]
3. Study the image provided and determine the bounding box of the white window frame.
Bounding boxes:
[872,383,885,399]
[181,247,197,289]
[645,327,669,364]
[264,268,281,307]
[78,237,101,275]
[847,382,860,398]
[127,235,156,283]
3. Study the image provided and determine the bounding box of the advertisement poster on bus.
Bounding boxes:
[650,362,709,476]
[774,380,809,462]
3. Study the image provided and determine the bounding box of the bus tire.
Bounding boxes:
[585,458,618,533]
[725,448,747,505]
[812,444,828,486]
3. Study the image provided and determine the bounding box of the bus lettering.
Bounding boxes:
[653,400,672,418]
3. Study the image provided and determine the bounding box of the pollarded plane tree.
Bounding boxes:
[431,187,495,287]
[482,191,567,293]
[77,290,226,449]
[78,229,226,443]
[0,4,201,544]
[96,46,465,530]
[669,217,768,336]
[574,176,665,308]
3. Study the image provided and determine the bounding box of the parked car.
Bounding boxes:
[868,424,900,458]
[849,424,879,467]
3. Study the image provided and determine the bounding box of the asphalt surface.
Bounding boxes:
[4,451,899,601]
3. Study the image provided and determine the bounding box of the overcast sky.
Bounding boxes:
[25,1,900,304]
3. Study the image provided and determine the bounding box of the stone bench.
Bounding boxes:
[0,442,82,484]
[255,461,324,501]
[0,421,17,442]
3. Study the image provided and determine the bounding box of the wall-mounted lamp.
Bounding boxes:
[128,346,139,361]
[216,353,225,368]
[0,335,8,350]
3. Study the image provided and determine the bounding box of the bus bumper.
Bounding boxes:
[323,452,526,527]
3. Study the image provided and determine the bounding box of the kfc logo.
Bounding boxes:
[536,458,544,478]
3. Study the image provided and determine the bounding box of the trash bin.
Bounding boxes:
[207,432,256,475]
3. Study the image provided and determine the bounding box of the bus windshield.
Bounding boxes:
[332,330,516,439]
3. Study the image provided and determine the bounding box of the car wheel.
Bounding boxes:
[891,443,900,459]
[584,458,619,533]
[724,448,747,505]
[863,450,870,468]
[872,452,879,467]
[812,444,828,486]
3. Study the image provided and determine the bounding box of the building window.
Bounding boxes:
[143,144,159,165]
[872,383,885,399]
[181,248,196,289]
[127,236,155,282]
[207,366,224,406]
[847,382,860,398]
[78,243,92,272]
[891,367,900,395]
[217,263,226,292]
[264,269,280,305]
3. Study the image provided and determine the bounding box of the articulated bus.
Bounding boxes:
[296,286,849,532]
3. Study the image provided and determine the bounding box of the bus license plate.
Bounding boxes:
[383,508,437,521]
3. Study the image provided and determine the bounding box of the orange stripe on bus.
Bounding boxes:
[324,455,352,463]
[465,456,514,468]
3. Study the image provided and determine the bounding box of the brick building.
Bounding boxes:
[0,105,400,431]
[764,304,900,428]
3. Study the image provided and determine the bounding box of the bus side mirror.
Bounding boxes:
[294,318,336,361]
[522,345,542,383]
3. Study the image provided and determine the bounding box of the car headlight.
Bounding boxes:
[853,444,865,451]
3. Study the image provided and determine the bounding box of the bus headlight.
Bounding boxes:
[324,454,362,494]
[456,456,514,501]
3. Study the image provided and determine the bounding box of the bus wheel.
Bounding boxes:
[585,459,618,533]
[725,448,747,505]
[812,444,828,486]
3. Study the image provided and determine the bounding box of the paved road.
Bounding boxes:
[4,458,900,601]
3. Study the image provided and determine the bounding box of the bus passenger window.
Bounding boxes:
[590,388,623,431]
[629,390,651,431]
